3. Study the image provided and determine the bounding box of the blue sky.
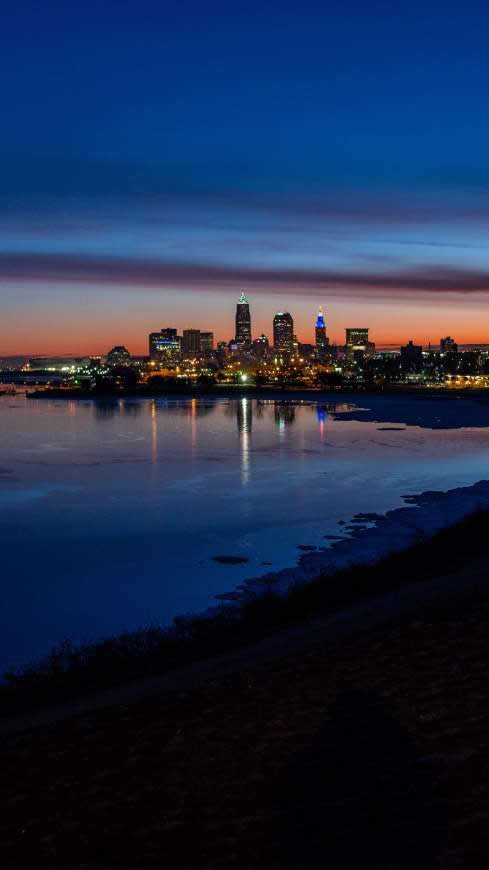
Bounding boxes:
[2,1,489,353]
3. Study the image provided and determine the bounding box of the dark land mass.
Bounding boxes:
[2,512,489,867]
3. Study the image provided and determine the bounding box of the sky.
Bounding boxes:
[2,0,489,355]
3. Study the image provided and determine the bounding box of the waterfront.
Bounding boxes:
[2,393,489,672]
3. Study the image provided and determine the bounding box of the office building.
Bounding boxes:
[149,330,181,365]
[235,292,252,343]
[182,329,201,358]
[273,312,294,353]
[200,332,214,354]
[345,328,374,359]
[345,328,369,349]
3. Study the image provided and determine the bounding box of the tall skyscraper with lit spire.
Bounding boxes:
[315,306,329,359]
[235,291,251,344]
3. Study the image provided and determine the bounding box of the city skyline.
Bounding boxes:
[5,269,489,357]
[2,289,488,358]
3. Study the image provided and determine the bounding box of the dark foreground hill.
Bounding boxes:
[2,537,489,867]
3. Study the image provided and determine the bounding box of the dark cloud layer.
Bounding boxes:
[2,252,489,299]
[3,156,489,225]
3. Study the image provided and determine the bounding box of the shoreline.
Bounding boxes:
[21,384,489,401]
[215,480,489,605]
[3,480,489,718]
[3,543,488,736]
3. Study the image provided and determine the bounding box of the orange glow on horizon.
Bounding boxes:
[3,283,489,356]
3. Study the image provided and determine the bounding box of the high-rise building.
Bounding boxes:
[182,329,201,358]
[149,329,181,364]
[200,332,214,354]
[315,307,329,358]
[235,292,252,343]
[273,312,294,353]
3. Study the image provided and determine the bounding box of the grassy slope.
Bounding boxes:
[1,549,489,867]
[3,508,489,715]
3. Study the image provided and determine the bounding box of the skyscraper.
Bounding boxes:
[273,312,294,353]
[235,292,252,343]
[315,307,329,358]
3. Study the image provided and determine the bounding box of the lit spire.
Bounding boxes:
[239,291,248,304]
[316,306,326,329]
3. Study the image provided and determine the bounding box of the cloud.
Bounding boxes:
[3,154,489,225]
[2,252,489,299]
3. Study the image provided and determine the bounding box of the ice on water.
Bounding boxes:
[1,393,489,670]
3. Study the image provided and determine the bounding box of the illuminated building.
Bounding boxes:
[182,329,201,358]
[149,330,181,365]
[273,312,294,353]
[315,307,329,359]
[345,327,368,350]
[107,346,131,366]
[345,328,375,360]
[236,291,252,344]
[28,357,89,372]
[161,328,178,341]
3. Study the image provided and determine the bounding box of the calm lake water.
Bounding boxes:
[2,391,489,671]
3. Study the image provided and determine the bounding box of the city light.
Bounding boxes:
[4,292,489,393]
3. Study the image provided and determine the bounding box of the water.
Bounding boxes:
[2,391,489,671]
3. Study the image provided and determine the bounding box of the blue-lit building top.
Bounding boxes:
[315,306,329,358]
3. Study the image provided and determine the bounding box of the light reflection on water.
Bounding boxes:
[1,393,489,671]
